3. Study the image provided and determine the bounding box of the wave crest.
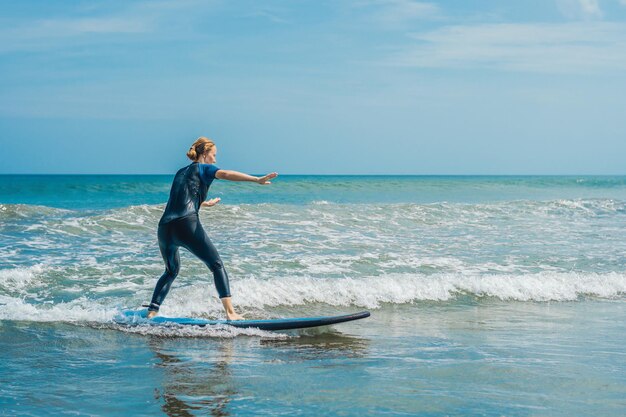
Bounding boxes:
[228,272,626,308]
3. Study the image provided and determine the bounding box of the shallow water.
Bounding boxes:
[2,301,625,416]
[1,175,625,416]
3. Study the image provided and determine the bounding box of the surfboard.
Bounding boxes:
[114,309,370,331]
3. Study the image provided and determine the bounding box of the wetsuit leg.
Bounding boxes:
[179,217,231,299]
[148,224,181,312]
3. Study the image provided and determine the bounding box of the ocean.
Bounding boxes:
[1,175,625,416]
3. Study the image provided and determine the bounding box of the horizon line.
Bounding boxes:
[1,173,625,177]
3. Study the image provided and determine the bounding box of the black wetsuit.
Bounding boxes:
[148,162,230,312]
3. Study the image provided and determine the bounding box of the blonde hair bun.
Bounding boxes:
[186,137,215,161]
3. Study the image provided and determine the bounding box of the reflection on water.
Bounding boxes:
[145,328,370,416]
[148,336,237,417]
[261,330,370,360]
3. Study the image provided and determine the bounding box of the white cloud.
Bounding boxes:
[0,17,152,53]
[354,0,440,25]
[387,22,626,74]
[556,0,603,20]
[381,0,439,20]
[246,10,290,25]
[0,0,206,53]
[579,0,602,16]
[26,17,149,37]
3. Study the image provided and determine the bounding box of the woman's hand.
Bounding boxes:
[201,197,221,208]
[256,172,278,185]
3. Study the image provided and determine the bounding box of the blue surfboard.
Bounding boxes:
[115,309,370,331]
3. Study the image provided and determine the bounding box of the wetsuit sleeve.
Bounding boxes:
[199,164,220,184]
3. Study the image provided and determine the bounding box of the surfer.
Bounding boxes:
[147,137,277,320]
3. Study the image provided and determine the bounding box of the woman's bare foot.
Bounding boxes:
[221,297,244,321]
[147,310,158,319]
[226,312,244,321]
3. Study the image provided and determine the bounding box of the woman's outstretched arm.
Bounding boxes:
[216,170,278,184]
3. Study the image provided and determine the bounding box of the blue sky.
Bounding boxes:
[1,0,625,174]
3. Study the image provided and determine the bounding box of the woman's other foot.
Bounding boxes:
[226,312,244,321]
[147,310,158,319]
[221,297,243,320]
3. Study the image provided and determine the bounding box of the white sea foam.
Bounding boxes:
[2,198,626,329]
[1,272,624,329]
[0,264,49,294]
[227,272,626,308]
[0,204,72,219]
[0,248,20,261]
[0,295,285,338]
[118,272,626,313]
[110,322,287,339]
[0,295,115,322]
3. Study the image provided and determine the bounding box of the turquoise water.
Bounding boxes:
[1,175,625,416]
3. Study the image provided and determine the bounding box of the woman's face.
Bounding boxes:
[204,147,217,164]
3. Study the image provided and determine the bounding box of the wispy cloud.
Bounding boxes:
[10,17,150,37]
[353,0,441,26]
[244,9,290,25]
[387,22,626,74]
[0,0,207,53]
[378,0,439,21]
[0,16,150,53]
[556,0,603,20]
[579,0,602,17]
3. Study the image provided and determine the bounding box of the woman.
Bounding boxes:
[147,137,277,320]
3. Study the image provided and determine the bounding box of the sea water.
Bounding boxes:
[1,175,625,416]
